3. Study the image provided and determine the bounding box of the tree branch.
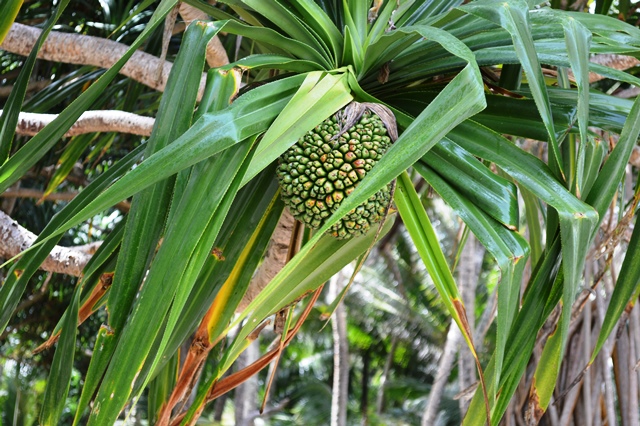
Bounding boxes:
[7,109,154,137]
[421,323,462,426]
[236,209,295,312]
[1,23,206,97]
[178,3,229,68]
[0,78,53,97]
[14,106,640,173]
[0,209,98,277]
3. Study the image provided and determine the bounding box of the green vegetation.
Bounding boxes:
[1,0,639,425]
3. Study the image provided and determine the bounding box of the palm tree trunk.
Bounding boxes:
[330,272,349,426]
[457,233,481,415]
[613,312,639,426]
[235,339,260,426]
[421,323,461,426]
[375,337,399,415]
[361,349,370,425]
[213,395,227,422]
[595,286,617,426]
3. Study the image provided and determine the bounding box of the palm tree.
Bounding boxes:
[1,1,639,425]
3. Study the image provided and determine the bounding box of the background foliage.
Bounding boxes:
[1,0,640,425]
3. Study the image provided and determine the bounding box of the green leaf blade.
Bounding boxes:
[39,283,81,426]
[0,0,182,192]
[0,0,71,164]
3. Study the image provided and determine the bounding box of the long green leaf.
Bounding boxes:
[425,140,519,229]
[138,169,282,388]
[87,140,254,425]
[242,0,333,63]
[73,327,116,425]
[0,0,70,163]
[220,23,485,359]
[563,17,591,196]
[345,0,367,44]
[136,139,256,406]
[449,122,596,232]
[383,90,576,144]
[450,120,598,416]
[202,194,284,346]
[288,0,343,60]
[463,238,563,426]
[463,93,640,422]
[415,162,529,400]
[526,16,594,415]
[134,70,257,394]
[0,0,21,44]
[221,54,323,73]
[591,214,640,362]
[566,10,640,39]
[107,20,218,336]
[521,187,543,265]
[401,0,464,26]
[74,21,219,421]
[0,144,144,334]
[0,0,180,192]
[459,0,564,179]
[223,20,332,67]
[214,212,395,385]
[587,95,640,220]
[39,280,80,425]
[586,99,640,362]
[581,136,607,199]
[1,75,305,264]
[450,122,596,308]
[395,171,476,353]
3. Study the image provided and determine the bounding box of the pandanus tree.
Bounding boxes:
[1,0,640,424]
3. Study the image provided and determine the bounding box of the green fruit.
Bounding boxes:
[276,102,397,239]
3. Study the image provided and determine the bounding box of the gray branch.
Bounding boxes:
[1,23,206,97]
[0,209,98,277]
[8,109,155,137]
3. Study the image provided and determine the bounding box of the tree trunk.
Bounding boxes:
[213,394,227,422]
[457,233,482,415]
[421,323,461,426]
[330,272,349,426]
[595,286,617,426]
[375,337,398,416]
[234,339,260,426]
[361,349,370,425]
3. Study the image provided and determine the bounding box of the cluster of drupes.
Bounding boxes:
[277,111,393,239]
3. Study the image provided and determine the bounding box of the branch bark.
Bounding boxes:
[12,108,640,172]
[1,23,206,97]
[235,339,260,426]
[457,233,481,415]
[421,323,462,426]
[0,209,98,276]
[178,3,229,68]
[330,271,349,426]
[8,109,155,137]
[236,209,295,311]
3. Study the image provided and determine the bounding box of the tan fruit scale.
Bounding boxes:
[276,102,398,239]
